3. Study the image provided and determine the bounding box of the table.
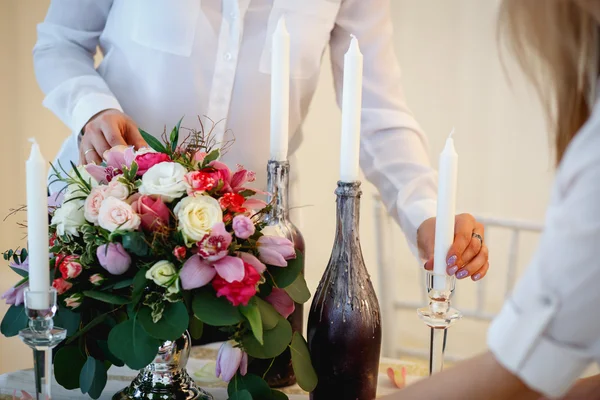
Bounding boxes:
[0,343,428,399]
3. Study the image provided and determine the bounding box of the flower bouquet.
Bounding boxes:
[0,121,316,399]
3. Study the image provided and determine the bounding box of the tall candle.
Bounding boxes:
[26,139,50,309]
[270,16,290,162]
[339,35,363,182]
[433,130,458,290]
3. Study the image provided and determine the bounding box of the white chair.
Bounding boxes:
[373,195,544,360]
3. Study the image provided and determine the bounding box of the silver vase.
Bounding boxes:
[113,330,213,400]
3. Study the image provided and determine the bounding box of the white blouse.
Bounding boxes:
[33,0,437,249]
[488,101,600,397]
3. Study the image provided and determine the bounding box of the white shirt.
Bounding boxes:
[33,0,437,248]
[488,102,600,397]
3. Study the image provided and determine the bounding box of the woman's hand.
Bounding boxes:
[79,109,146,165]
[417,213,489,281]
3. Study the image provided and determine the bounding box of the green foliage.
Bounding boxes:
[107,318,162,370]
[122,232,150,256]
[202,149,220,167]
[97,340,124,367]
[0,305,28,337]
[80,356,107,399]
[83,290,130,305]
[241,316,292,359]
[189,316,204,340]
[228,373,271,399]
[131,268,148,304]
[139,129,167,153]
[139,301,189,341]
[229,390,252,400]
[53,308,82,337]
[255,297,279,330]
[112,278,134,290]
[269,250,303,289]
[284,273,311,304]
[239,299,263,345]
[270,390,289,400]
[65,313,108,345]
[192,289,242,326]
[290,332,318,392]
[170,117,183,153]
[54,345,86,389]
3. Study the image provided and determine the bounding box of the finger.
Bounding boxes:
[446,214,476,269]
[471,261,490,282]
[84,147,102,165]
[80,136,102,165]
[424,258,433,271]
[460,222,485,266]
[124,122,147,149]
[102,120,128,147]
[90,130,112,159]
[455,245,489,279]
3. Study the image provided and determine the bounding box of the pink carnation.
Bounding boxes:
[135,151,171,176]
[58,255,82,279]
[52,278,73,295]
[184,171,217,195]
[212,261,260,306]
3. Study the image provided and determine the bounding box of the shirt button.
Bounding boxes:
[224,52,233,61]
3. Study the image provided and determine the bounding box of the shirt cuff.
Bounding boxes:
[70,93,123,144]
[399,198,437,259]
[488,300,589,398]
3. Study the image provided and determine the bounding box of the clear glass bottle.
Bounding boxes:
[307,181,382,399]
[249,160,305,387]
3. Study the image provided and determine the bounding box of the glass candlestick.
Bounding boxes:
[19,288,67,400]
[417,271,462,375]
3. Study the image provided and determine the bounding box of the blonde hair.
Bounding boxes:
[498,0,600,163]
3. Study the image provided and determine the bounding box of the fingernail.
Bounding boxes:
[447,255,457,267]
[423,262,427,269]
[473,273,481,281]
[447,266,458,275]
[456,270,468,279]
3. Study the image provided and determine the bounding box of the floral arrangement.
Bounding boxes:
[0,121,316,399]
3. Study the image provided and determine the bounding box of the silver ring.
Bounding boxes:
[84,148,96,157]
[472,232,483,246]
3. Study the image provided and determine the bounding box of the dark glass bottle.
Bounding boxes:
[249,160,305,387]
[307,181,382,400]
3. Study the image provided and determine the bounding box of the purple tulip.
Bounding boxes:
[96,243,131,275]
[215,342,248,382]
[256,236,296,267]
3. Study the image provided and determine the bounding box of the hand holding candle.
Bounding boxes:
[270,16,290,162]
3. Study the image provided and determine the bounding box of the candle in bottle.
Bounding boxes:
[26,139,50,309]
[270,16,290,162]
[433,130,458,290]
[339,35,363,182]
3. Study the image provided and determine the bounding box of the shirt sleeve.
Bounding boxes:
[329,0,437,255]
[33,0,122,141]
[488,147,600,398]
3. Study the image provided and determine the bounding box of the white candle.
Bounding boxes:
[433,130,458,290]
[26,139,50,309]
[339,35,363,182]
[270,16,290,162]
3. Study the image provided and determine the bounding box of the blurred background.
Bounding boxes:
[0,0,553,375]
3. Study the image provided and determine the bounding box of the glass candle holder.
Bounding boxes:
[19,288,67,400]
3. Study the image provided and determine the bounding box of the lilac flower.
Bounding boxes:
[1,256,29,306]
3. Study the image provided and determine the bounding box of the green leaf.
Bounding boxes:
[83,290,130,305]
[242,316,292,359]
[270,250,303,289]
[79,356,107,399]
[290,332,318,392]
[229,390,252,400]
[170,117,183,153]
[108,318,162,370]
[189,316,204,340]
[54,308,81,337]
[139,129,167,153]
[65,313,108,345]
[240,299,263,345]
[0,305,28,337]
[113,278,134,290]
[228,373,271,399]
[132,268,148,304]
[9,266,28,278]
[270,390,289,400]
[54,345,86,389]
[139,301,189,341]
[192,289,242,326]
[97,340,124,367]
[202,149,220,165]
[284,273,311,304]
[238,189,256,198]
[122,232,150,257]
[256,297,279,330]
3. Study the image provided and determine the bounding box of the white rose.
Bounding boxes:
[65,165,99,200]
[174,195,223,246]
[135,147,157,156]
[51,199,86,237]
[139,162,187,202]
[146,260,178,291]
[84,186,106,224]
[97,197,141,232]
[104,176,130,201]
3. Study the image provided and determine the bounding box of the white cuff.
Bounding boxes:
[399,198,437,260]
[70,93,123,143]
[488,300,589,398]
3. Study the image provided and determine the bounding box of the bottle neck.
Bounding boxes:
[266,160,290,221]
[334,181,361,246]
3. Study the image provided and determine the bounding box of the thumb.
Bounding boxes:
[124,122,147,150]
[424,258,434,271]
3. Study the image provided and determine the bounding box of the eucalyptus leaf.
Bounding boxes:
[189,316,204,340]
[270,390,289,400]
[139,301,189,341]
[242,316,292,359]
[228,373,271,399]
[290,332,318,392]
[108,318,161,370]
[113,278,134,290]
[83,290,130,305]
[270,250,303,289]
[132,268,148,304]
[97,340,125,367]
[54,345,86,389]
[139,129,167,153]
[284,273,311,304]
[192,289,242,326]
[0,305,28,337]
[256,297,279,330]
[122,232,150,256]
[54,308,81,337]
[229,390,252,400]
[240,299,263,345]
[65,313,108,345]
[80,356,107,399]
[9,266,28,278]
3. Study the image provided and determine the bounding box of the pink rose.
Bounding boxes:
[216,342,248,383]
[97,243,131,275]
[232,215,255,239]
[131,194,170,231]
[266,288,295,319]
[257,236,296,267]
[184,171,217,196]
[198,222,232,262]
[173,246,187,261]
[89,273,105,286]
[64,293,83,309]
[98,197,141,232]
[58,255,82,279]
[52,278,73,295]
[84,187,105,224]
[135,150,171,176]
[104,178,130,200]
